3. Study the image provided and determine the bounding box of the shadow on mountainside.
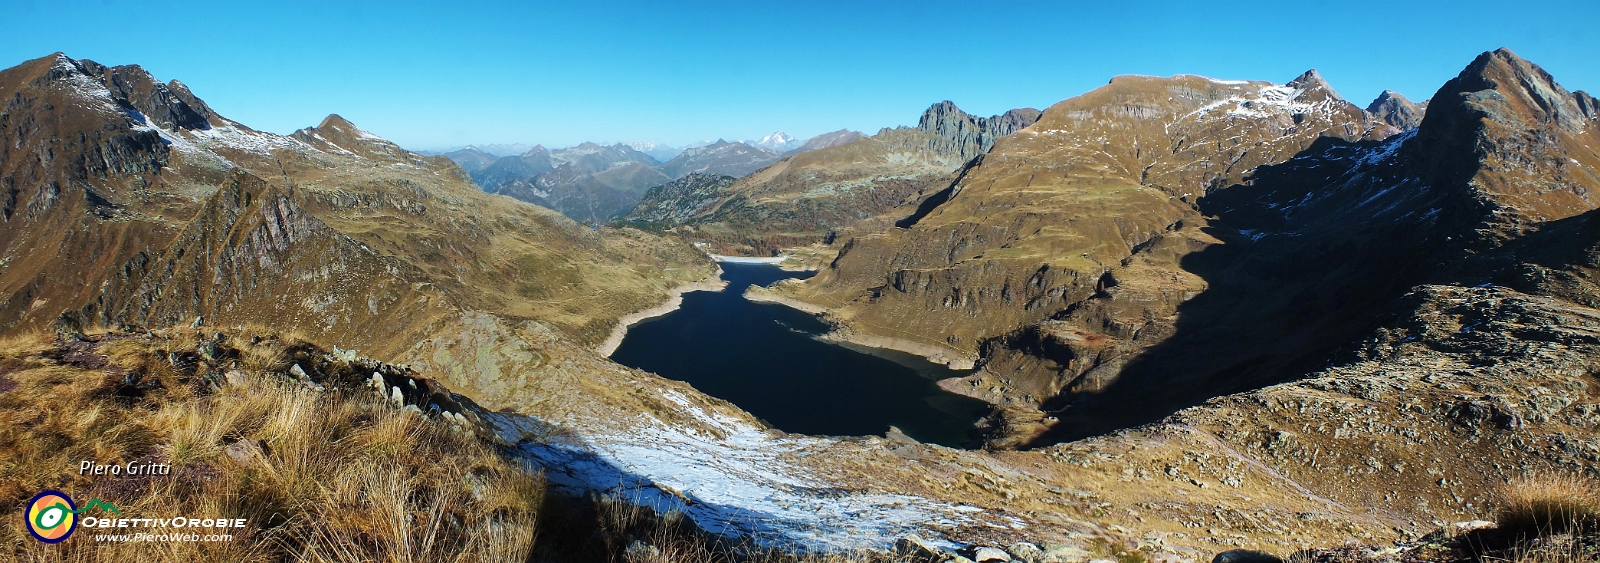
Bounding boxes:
[1024,134,1492,446]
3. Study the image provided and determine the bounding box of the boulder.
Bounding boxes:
[973,546,1014,561]
[1009,542,1044,562]
[897,536,956,562]
[1211,550,1283,563]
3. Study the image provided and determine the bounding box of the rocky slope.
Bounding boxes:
[765,49,1599,448]
[626,172,739,227]
[624,101,1041,255]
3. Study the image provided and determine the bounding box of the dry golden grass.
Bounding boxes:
[0,330,541,562]
[1498,475,1600,540]
[1499,545,1600,563]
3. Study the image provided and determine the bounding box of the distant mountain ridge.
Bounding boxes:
[660,140,782,178]
[444,130,865,222]
[623,101,1041,254]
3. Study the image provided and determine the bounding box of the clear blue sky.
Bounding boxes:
[4,0,1595,151]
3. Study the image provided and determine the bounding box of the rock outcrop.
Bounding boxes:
[917,101,1042,162]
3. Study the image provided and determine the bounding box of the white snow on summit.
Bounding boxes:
[751,131,800,151]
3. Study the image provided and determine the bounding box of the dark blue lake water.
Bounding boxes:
[610,262,989,447]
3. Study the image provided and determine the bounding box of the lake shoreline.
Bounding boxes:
[709,253,815,272]
[596,267,729,357]
[743,286,978,370]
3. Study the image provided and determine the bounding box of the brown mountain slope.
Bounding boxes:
[771,50,1599,447]
[0,53,714,353]
[626,101,1041,255]
[773,69,1380,369]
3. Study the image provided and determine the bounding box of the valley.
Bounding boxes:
[1,42,1598,563]
[609,260,989,447]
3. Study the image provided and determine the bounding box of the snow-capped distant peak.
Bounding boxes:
[752,131,800,151]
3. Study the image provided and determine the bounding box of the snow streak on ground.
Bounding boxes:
[483,390,981,550]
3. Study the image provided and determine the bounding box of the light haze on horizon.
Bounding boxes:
[2,0,1596,152]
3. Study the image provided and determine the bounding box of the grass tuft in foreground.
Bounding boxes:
[1499,474,1600,540]
[0,329,540,562]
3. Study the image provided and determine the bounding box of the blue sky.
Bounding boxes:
[3,0,1596,151]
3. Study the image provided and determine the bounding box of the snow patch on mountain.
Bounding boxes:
[484,389,1003,550]
[751,131,800,151]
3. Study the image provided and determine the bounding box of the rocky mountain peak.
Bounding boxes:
[917,101,972,132]
[290,114,415,162]
[316,113,360,133]
[1285,68,1354,106]
[753,131,799,151]
[916,101,1041,162]
[1287,68,1331,90]
[163,79,217,123]
[1442,47,1594,134]
[27,52,216,132]
[1367,90,1427,130]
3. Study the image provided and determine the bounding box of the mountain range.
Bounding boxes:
[624,101,1042,254]
[3,47,1599,561]
[759,49,1600,450]
[440,130,865,223]
[0,52,717,422]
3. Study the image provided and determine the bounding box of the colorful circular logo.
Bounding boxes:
[25,490,77,543]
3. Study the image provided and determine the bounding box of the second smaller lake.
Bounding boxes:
[610,262,990,447]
